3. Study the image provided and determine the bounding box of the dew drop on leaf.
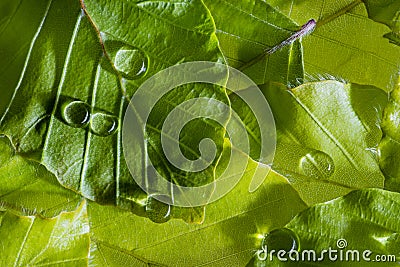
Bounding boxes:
[146,195,171,223]
[262,228,299,252]
[61,100,91,128]
[114,46,148,80]
[299,150,335,179]
[90,113,118,137]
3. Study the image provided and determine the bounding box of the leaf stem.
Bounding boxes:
[239,0,363,71]
[239,19,316,71]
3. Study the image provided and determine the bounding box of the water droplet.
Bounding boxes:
[299,150,335,179]
[61,100,90,128]
[262,228,299,252]
[114,46,148,79]
[90,113,118,137]
[146,195,171,223]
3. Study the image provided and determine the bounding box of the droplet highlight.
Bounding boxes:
[114,46,148,79]
[146,195,171,223]
[90,113,118,137]
[262,228,299,252]
[61,100,90,128]
[300,150,335,179]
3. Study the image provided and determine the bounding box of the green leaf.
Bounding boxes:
[89,239,164,267]
[0,0,226,221]
[249,188,400,266]
[363,0,400,27]
[0,1,50,115]
[203,0,304,87]
[0,135,82,217]
[265,0,400,91]
[263,81,387,205]
[0,201,89,266]
[384,31,400,46]
[379,76,400,192]
[87,158,307,266]
[363,0,400,46]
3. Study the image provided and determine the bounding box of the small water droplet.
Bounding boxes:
[61,100,90,128]
[146,195,171,223]
[90,113,118,137]
[262,228,299,252]
[300,150,335,179]
[114,46,148,79]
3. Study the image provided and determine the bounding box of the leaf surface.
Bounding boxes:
[0,0,227,221]
[203,0,304,86]
[0,0,50,115]
[263,81,387,205]
[265,0,400,91]
[0,135,82,217]
[363,0,400,45]
[88,157,307,266]
[379,76,400,191]
[0,201,89,266]
[249,189,400,266]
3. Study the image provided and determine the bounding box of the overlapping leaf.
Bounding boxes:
[203,0,304,86]
[0,135,82,217]
[1,0,400,265]
[363,0,400,45]
[263,81,387,205]
[249,189,400,266]
[228,80,387,205]
[0,0,227,222]
[0,201,89,266]
[379,76,400,191]
[0,1,50,115]
[265,0,400,91]
[88,157,307,266]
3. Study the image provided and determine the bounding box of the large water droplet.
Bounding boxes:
[61,100,90,128]
[146,195,171,223]
[299,150,335,179]
[114,46,148,79]
[90,113,118,137]
[262,228,299,252]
